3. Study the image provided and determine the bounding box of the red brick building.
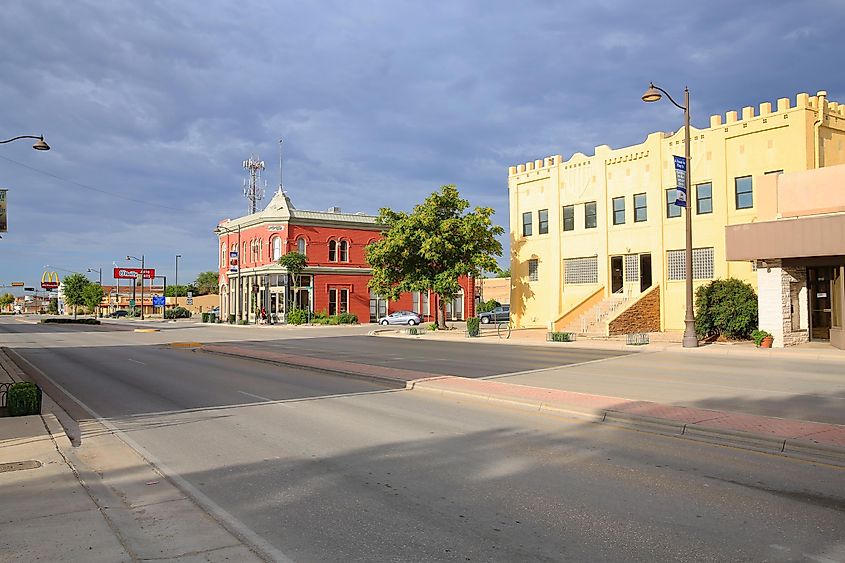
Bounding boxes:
[215,190,474,324]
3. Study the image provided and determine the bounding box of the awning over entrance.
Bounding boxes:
[725,214,845,261]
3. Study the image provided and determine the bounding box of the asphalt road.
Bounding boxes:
[13,338,845,562]
[226,336,631,377]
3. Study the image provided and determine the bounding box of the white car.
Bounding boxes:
[378,311,422,325]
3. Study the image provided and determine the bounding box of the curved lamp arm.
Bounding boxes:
[0,135,50,150]
[645,83,687,111]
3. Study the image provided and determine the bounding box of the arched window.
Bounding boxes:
[328,240,337,262]
[339,240,348,262]
[297,238,306,255]
[243,242,248,263]
[272,237,282,261]
[220,243,226,268]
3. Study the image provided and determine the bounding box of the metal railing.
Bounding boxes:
[0,382,11,409]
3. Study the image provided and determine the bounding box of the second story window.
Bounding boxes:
[735,176,753,209]
[272,237,282,260]
[562,205,575,231]
[522,211,532,237]
[329,240,337,262]
[696,182,712,214]
[634,193,647,222]
[666,188,682,218]
[297,238,306,255]
[538,209,549,235]
[339,240,348,262]
[584,202,597,229]
[612,197,625,225]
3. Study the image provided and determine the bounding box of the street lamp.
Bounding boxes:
[642,82,698,348]
[175,254,181,308]
[0,135,50,151]
[86,267,102,286]
[214,224,241,322]
[126,255,146,320]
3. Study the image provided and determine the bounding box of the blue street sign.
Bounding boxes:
[673,155,687,208]
[153,295,165,307]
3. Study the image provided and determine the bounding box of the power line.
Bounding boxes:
[0,154,191,212]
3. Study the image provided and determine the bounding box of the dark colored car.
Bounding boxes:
[478,305,510,324]
[109,310,129,318]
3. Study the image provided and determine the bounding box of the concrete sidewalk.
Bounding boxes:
[0,350,265,562]
[204,342,845,466]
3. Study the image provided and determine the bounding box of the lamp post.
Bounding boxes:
[0,135,50,151]
[126,255,146,320]
[175,254,181,308]
[214,224,241,322]
[642,82,698,348]
[86,267,102,286]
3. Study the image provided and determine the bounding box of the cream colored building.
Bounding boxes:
[508,90,845,337]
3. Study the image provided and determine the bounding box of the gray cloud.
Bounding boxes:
[0,0,842,287]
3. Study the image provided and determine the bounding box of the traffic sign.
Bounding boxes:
[129,299,136,308]
[186,297,193,305]
[152,296,165,307]
[11,282,24,287]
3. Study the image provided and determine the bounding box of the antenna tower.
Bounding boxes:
[242,156,266,214]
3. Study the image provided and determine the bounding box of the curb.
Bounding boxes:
[410,378,845,467]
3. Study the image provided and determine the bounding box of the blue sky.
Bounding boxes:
[1,0,843,290]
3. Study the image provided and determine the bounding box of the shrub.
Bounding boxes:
[336,312,358,324]
[427,322,438,331]
[476,299,501,314]
[312,310,329,321]
[41,318,100,325]
[466,317,480,337]
[694,278,758,340]
[238,319,249,325]
[165,306,192,319]
[228,314,236,324]
[201,312,210,323]
[548,331,574,342]
[751,329,772,347]
[287,308,308,325]
[8,382,41,416]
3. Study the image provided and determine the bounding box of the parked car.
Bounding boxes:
[378,311,422,326]
[109,310,129,318]
[478,304,510,324]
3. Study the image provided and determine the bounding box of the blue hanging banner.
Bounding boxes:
[673,155,687,208]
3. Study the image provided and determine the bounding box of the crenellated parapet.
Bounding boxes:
[508,154,561,176]
[709,90,845,128]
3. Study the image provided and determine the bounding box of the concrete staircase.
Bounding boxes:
[563,292,630,337]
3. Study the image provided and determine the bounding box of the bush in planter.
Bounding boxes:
[201,312,210,323]
[751,329,773,347]
[694,278,758,340]
[165,306,192,319]
[466,317,480,337]
[337,312,358,324]
[287,308,308,325]
[8,382,42,416]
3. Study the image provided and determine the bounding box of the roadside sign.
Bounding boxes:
[41,271,60,289]
[186,297,193,305]
[11,282,24,287]
[673,155,687,208]
[24,287,34,292]
[187,291,193,298]
[114,267,155,279]
[152,296,165,307]
[129,299,136,308]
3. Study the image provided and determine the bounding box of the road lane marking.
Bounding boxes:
[127,358,146,365]
[237,390,272,402]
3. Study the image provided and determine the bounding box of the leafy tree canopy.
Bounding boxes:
[82,283,105,315]
[278,252,308,283]
[62,272,90,319]
[194,271,219,295]
[165,284,195,297]
[0,293,14,309]
[366,185,503,326]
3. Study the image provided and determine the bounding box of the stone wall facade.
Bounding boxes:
[608,285,661,336]
[757,260,809,347]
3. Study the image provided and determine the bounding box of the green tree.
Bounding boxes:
[0,293,14,311]
[279,252,308,311]
[165,284,195,297]
[366,185,503,329]
[82,283,105,317]
[61,273,90,319]
[47,298,58,315]
[194,271,219,295]
[694,278,758,340]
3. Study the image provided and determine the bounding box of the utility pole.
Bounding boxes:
[175,254,181,308]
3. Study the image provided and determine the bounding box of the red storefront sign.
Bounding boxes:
[113,267,155,279]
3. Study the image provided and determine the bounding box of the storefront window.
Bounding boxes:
[833,267,842,328]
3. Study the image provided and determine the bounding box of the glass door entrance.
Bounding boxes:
[610,256,624,294]
[808,267,833,341]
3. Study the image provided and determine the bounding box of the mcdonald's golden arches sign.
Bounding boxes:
[41,271,60,290]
